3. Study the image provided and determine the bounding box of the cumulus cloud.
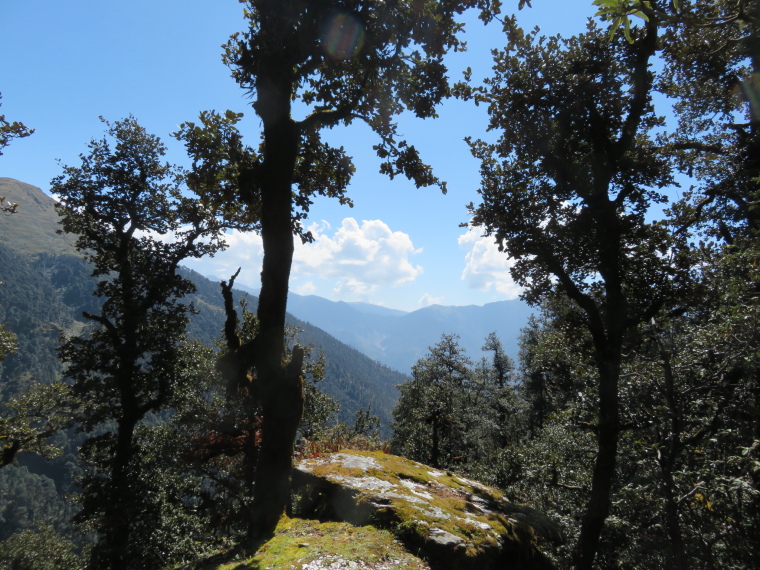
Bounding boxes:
[418,292,443,307]
[293,218,423,297]
[295,281,317,295]
[458,226,522,299]
[184,218,423,300]
[170,228,264,292]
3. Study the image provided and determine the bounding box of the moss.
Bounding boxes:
[215,516,428,569]
[189,451,559,570]
[297,450,537,562]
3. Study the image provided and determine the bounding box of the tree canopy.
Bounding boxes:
[52,116,225,569]
[2,1,760,568]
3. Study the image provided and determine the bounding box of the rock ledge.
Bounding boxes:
[292,451,561,570]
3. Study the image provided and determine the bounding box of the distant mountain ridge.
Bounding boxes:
[0,177,533,431]
[286,294,532,373]
[0,178,406,434]
[232,281,534,373]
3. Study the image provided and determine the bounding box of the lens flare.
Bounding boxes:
[321,13,365,60]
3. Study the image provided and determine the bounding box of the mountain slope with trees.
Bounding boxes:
[0,177,407,431]
[2,0,758,568]
[0,174,410,565]
[286,292,533,372]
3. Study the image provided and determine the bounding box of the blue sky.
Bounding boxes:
[2,0,596,311]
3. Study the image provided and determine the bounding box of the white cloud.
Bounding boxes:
[180,228,265,287]
[458,226,522,299]
[293,218,423,298]
[295,280,317,295]
[418,292,443,307]
[183,218,423,301]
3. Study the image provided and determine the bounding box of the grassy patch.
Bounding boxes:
[216,517,428,569]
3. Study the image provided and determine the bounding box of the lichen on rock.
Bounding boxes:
[292,451,562,570]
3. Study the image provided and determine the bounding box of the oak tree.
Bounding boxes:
[176,0,503,542]
[462,16,691,568]
[53,117,225,569]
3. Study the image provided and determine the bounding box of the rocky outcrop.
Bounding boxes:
[292,451,562,570]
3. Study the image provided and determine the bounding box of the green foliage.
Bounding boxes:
[0,248,74,396]
[505,243,760,568]
[0,525,82,570]
[217,0,496,193]
[1,382,72,466]
[461,15,683,566]
[52,116,226,569]
[175,109,355,242]
[391,333,519,478]
[592,0,652,43]
[458,3,760,561]
[657,0,760,244]
[0,466,77,542]
[463,19,682,311]
[306,405,385,456]
[0,282,19,465]
[116,312,344,563]
[173,0,507,244]
[0,324,15,364]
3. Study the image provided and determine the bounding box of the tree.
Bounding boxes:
[461,15,692,568]
[170,302,337,551]
[52,116,224,569]
[0,290,19,467]
[392,334,474,469]
[175,0,503,542]
[510,248,760,568]
[391,332,520,480]
[0,287,62,470]
[0,93,33,158]
[0,525,81,570]
[479,331,519,449]
[595,0,760,244]
[0,381,71,470]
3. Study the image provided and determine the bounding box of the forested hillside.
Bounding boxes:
[0,178,406,430]
[0,177,405,551]
[1,1,758,569]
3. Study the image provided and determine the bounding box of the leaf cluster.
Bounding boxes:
[0,93,34,158]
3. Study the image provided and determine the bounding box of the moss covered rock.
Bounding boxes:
[215,517,429,569]
[292,451,562,570]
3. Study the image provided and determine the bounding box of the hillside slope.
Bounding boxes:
[0,177,406,432]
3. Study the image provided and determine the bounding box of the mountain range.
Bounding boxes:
[0,177,533,434]
[284,292,532,372]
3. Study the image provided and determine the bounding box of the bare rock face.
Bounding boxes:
[293,451,562,570]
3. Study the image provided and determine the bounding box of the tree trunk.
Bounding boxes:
[247,355,304,541]
[660,345,689,570]
[431,412,441,469]
[245,61,305,541]
[94,416,138,570]
[573,356,620,570]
